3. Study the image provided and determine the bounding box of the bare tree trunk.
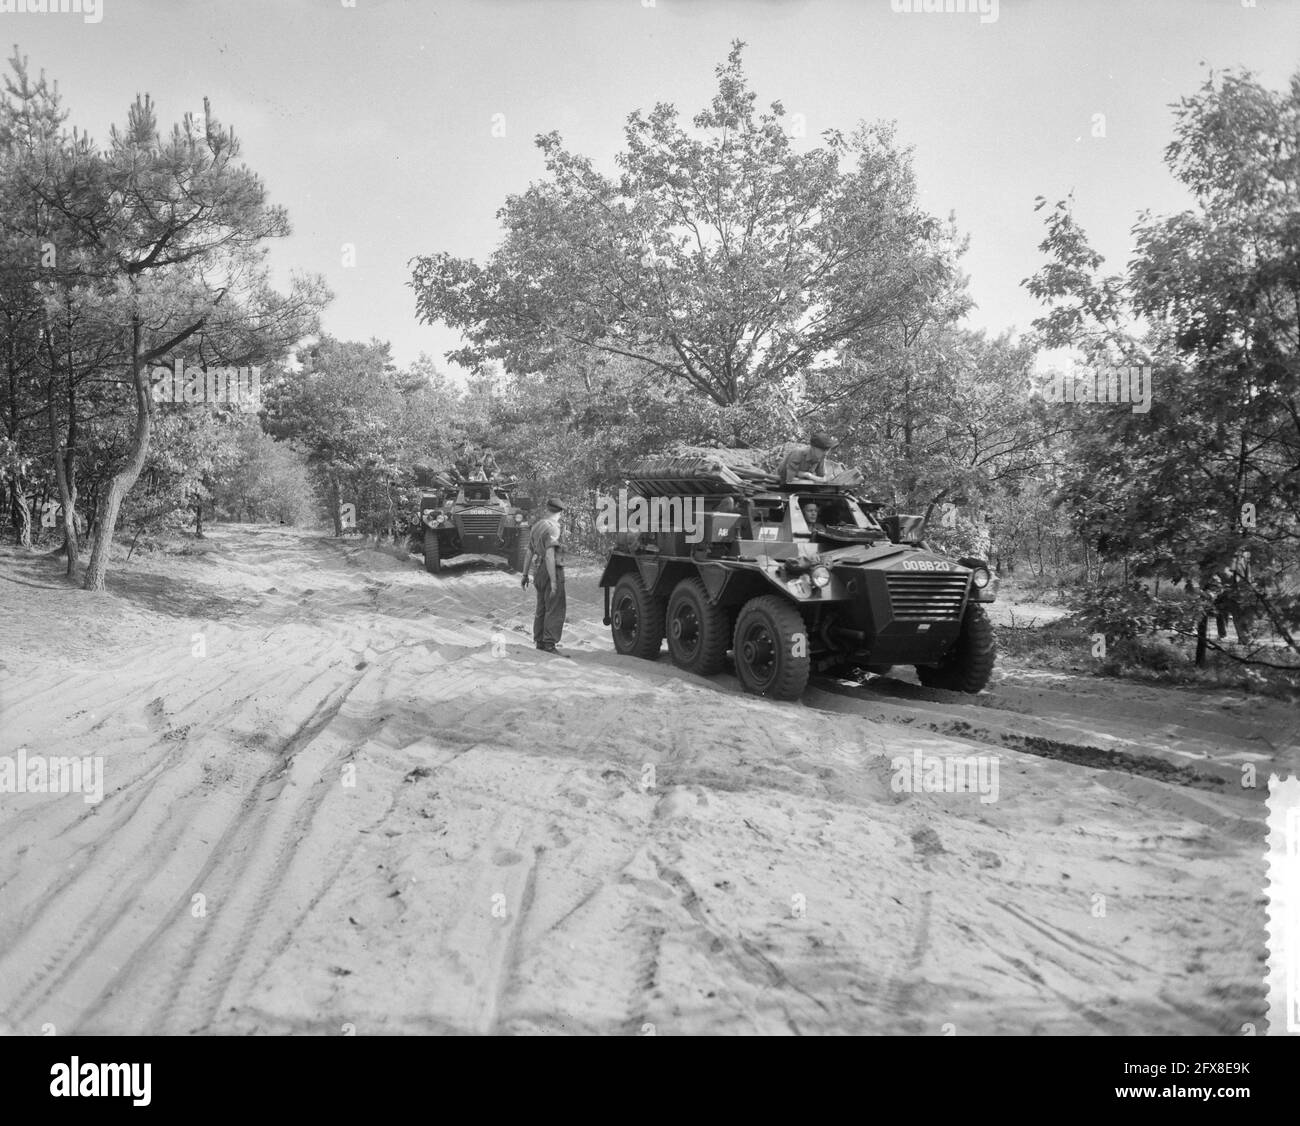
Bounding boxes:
[48,384,79,578]
[60,481,78,576]
[34,478,51,547]
[64,362,80,577]
[1195,613,1209,668]
[85,477,128,589]
[84,343,152,591]
[13,483,32,548]
[328,472,343,536]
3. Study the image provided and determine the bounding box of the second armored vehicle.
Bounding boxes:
[417,479,532,574]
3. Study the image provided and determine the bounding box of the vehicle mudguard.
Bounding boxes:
[636,554,664,593]
[597,553,638,589]
[696,560,730,603]
[696,559,794,607]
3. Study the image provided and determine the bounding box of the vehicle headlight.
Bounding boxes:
[971,567,991,588]
[514,513,524,523]
[811,565,831,589]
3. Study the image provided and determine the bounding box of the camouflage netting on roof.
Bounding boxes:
[666,446,773,475]
[625,448,783,496]
[625,455,745,491]
[629,447,777,479]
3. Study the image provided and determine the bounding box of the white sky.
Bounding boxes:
[8,0,1300,375]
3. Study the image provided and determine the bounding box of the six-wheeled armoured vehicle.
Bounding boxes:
[597,453,997,700]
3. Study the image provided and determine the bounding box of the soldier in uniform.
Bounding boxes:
[450,439,475,482]
[480,447,501,480]
[778,432,836,484]
[521,497,567,654]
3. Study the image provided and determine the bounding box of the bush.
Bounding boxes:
[1106,635,1189,672]
[1068,582,1196,641]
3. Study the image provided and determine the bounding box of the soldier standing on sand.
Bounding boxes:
[521,497,568,655]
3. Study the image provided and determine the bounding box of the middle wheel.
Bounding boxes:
[665,577,731,676]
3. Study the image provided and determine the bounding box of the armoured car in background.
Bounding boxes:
[416,478,532,574]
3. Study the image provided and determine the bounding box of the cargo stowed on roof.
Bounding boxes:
[623,447,780,498]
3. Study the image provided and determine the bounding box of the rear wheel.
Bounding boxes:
[610,573,666,659]
[916,604,995,693]
[665,577,730,676]
[423,529,442,574]
[732,595,811,700]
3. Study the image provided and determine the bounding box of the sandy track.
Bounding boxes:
[0,525,1288,1034]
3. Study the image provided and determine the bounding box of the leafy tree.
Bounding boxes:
[210,422,313,525]
[262,339,457,536]
[2,53,328,589]
[0,50,69,551]
[810,325,1055,527]
[1024,67,1300,663]
[411,41,955,410]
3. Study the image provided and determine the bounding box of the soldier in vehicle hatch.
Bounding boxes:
[450,440,476,482]
[778,432,836,484]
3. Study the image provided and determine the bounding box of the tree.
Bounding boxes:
[209,421,313,525]
[410,41,955,409]
[1024,67,1300,662]
[262,338,453,536]
[2,55,328,589]
[809,324,1057,530]
[0,50,67,551]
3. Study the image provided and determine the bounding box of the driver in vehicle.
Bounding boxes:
[801,498,864,541]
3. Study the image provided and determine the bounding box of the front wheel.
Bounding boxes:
[423,529,442,574]
[732,595,810,700]
[916,603,995,693]
[610,573,666,659]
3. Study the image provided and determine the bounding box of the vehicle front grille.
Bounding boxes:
[885,572,970,621]
[458,515,504,537]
